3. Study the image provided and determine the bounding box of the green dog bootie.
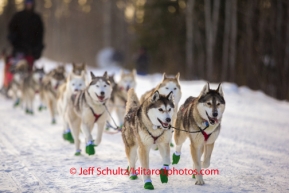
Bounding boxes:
[65,131,74,143]
[144,182,154,190]
[85,141,95,155]
[170,142,174,147]
[192,174,195,179]
[160,165,169,183]
[74,150,81,156]
[172,152,181,165]
[130,175,138,180]
[51,118,56,125]
[13,99,20,107]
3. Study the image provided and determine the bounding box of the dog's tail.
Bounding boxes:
[126,88,140,114]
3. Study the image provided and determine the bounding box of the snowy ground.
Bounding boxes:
[0,58,289,193]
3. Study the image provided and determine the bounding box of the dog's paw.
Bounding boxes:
[195,179,205,185]
[129,175,138,180]
[85,144,95,155]
[144,182,154,190]
[160,168,168,183]
[172,153,180,165]
[74,152,81,156]
[51,119,56,125]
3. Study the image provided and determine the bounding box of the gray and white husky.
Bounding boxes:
[173,83,226,185]
[122,89,174,190]
[65,71,112,156]
[21,67,45,114]
[112,70,137,126]
[57,71,86,143]
[41,66,66,124]
[140,72,182,148]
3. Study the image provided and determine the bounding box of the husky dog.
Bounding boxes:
[57,71,86,143]
[140,72,182,147]
[21,67,45,114]
[65,71,112,156]
[41,66,66,124]
[122,89,174,190]
[113,69,137,126]
[9,60,29,107]
[172,83,225,185]
[72,62,86,75]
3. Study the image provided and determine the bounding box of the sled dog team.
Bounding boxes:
[9,61,226,190]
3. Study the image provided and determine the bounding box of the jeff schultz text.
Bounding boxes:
[72,167,219,176]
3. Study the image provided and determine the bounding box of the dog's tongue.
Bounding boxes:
[162,123,169,127]
[98,96,105,101]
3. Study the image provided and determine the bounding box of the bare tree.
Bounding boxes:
[204,0,220,80]
[103,0,112,47]
[221,0,231,81]
[229,0,237,82]
[186,0,195,79]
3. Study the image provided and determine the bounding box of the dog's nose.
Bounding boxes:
[100,91,105,96]
[213,111,218,117]
[166,118,171,123]
[74,89,79,92]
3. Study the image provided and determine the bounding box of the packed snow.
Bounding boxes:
[0,58,289,193]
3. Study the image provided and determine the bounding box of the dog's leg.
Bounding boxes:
[81,121,95,155]
[69,118,81,155]
[48,98,56,124]
[126,145,138,180]
[190,143,204,185]
[173,129,187,164]
[158,142,170,183]
[202,142,215,168]
[95,121,105,145]
[138,144,154,190]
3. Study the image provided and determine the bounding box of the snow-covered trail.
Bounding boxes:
[0,58,289,193]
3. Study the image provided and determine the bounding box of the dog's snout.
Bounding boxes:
[213,111,218,117]
[166,118,171,123]
[100,91,105,96]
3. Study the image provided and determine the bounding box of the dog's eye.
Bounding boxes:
[207,102,212,106]
[217,103,220,106]
[104,85,107,87]
[166,87,168,90]
[72,83,75,86]
[168,108,171,112]
[158,108,163,112]
[96,85,99,87]
[174,88,177,90]
[79,84,82,86]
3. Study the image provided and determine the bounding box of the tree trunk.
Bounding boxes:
[204,0,220,81]
[229,0,237,82]
[186,0,195,79]
[221,0,231,81]
[103,0,112,47]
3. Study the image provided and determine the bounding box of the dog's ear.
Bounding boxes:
[80,71,86,79]
[201,82,210,95]
[120,70,124,77]
[175,72,180,81]
[90,71,96,79]
[162,72,167,81]
[132,69,136,78]
[82,63,86,69]
[72,62,76,68]
[151,91,160,103]
[103,71,108,79]
[217,83,224,97]
[167,91,174,102]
